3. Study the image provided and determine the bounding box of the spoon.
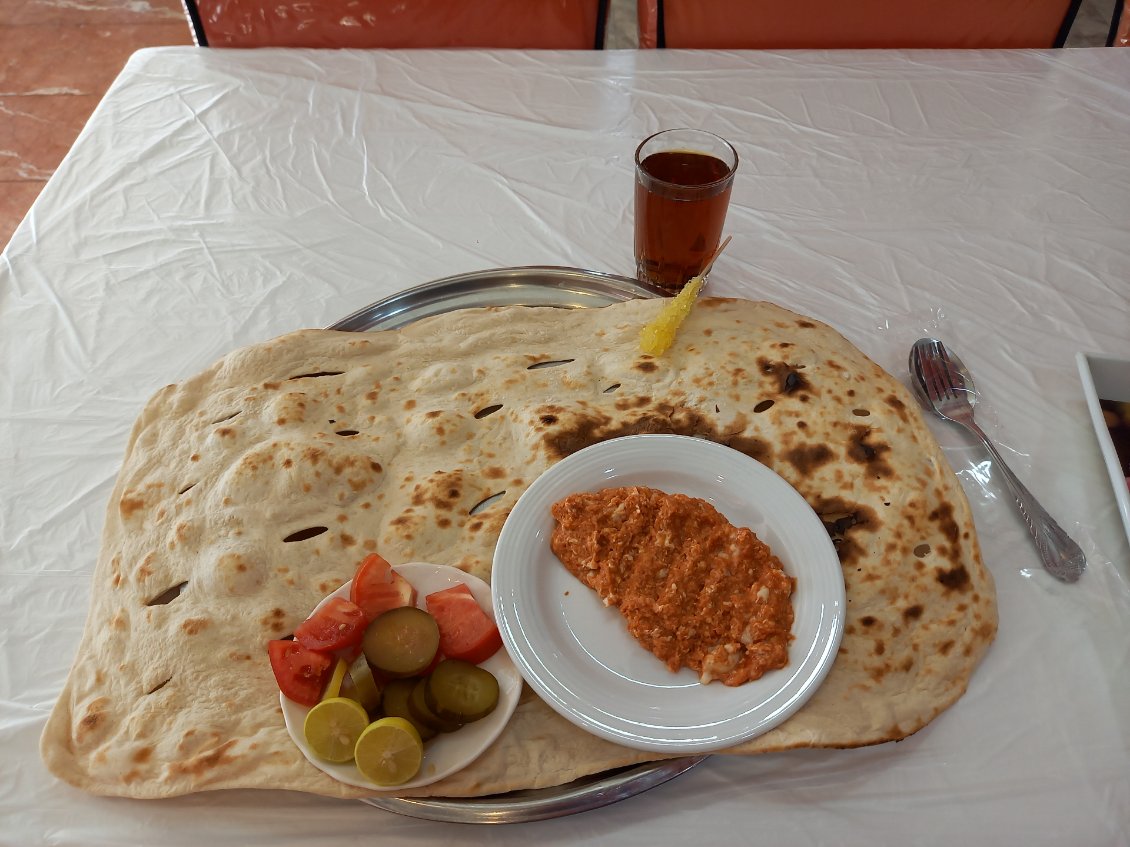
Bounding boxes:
[909,338,1086,583]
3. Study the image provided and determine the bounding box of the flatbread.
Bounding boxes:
[41,297,996,799]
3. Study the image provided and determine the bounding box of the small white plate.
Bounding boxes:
[280,562,522,792]
[1076,352,1130,547]
[491,434,845,754]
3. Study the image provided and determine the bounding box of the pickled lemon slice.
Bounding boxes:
[354,717,424,786]
[323,656,349,700]
[303,696,370,763]
[639,275,705,356]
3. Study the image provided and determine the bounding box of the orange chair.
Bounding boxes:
[185,0,609,49]
[1110,0,1129,46]
[638,0,1082,49]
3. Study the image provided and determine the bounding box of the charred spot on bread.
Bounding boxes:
[936,565,971,592]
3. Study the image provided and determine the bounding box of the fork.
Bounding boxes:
[909,338,1086,584]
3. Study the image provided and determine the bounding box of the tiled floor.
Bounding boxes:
[0,0,1119,252]
[0,0,192,248]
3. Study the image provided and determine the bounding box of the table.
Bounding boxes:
[2,45,1128,846]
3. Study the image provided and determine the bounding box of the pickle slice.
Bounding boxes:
[363,606,440,676]
[409,677,464,734]
[424,659,500,724]
[343,654,383,714]
[380,678,436,741]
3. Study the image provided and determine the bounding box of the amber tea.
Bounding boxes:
[634,129,737,293]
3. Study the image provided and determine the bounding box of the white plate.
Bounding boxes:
[1076,353,1130,548]
[491,434,845,754]
[281,562,522,792]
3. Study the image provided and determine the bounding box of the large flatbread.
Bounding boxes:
[41,297,996,799]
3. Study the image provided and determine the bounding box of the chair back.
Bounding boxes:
[637,0,1082,49]
[1110,0,1129,46]
[185,0,608,48]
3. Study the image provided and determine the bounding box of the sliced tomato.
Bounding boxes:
[268,640,332,707]
[294,596,369,653]
[425,584,503,665]
[350,553,417,619]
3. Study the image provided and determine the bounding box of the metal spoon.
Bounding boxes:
[909,338,1086,583]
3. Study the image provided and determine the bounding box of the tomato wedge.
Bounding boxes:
[268,640,332,707]
[294,596,369,653]
[425,584,502,665]
[350,553,417,620]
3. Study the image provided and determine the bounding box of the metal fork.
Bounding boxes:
[909,338,1086,583]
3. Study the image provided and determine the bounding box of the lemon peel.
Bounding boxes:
[323,656,348,700]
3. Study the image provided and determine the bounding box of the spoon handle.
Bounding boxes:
[962,419,1086,583]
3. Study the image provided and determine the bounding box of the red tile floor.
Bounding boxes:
[0,0,193,249]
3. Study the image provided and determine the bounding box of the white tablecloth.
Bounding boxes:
[2,45,1128,846]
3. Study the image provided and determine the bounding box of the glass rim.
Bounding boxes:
[634,128,739,192]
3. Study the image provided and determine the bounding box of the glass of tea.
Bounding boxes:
[634,128,738,294]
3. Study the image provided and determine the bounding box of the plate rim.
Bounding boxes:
[1076,352,1130,548]
[491,433,846,754]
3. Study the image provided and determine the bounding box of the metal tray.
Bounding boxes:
[326,266,707,824]
[359,757,706,824]
[327,265,669,331]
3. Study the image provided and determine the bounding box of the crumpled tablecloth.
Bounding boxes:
[1,45,1128,846]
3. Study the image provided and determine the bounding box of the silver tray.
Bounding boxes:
[326,266,707,824]
[327,265,669,331]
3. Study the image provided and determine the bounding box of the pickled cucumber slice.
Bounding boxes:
[363,606,440,676]
[354,717,424,786]
[344,654,382,713]
[424,659,500,724]
[409,677,464,734]
[380,678,436,741]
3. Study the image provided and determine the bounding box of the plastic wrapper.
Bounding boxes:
[1,45,1129,845]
